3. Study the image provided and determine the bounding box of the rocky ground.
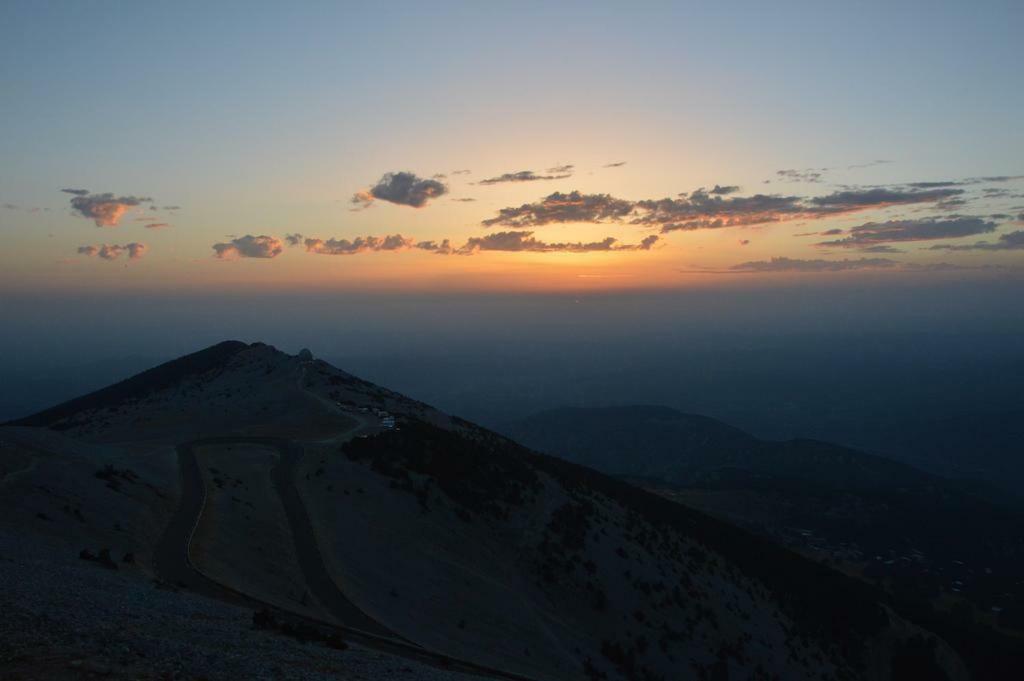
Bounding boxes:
[0,528,485,681]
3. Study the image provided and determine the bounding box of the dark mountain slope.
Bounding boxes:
[503,404,1024,678]
[1,345,1003,680]
[9,340,250,428]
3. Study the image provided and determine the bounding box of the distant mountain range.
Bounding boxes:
[3,343,1021,679]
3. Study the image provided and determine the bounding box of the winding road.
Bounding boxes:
[152,362,540,679]
[153,432,538,681]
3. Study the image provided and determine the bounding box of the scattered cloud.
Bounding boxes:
[478,169,573,185]
[847,160,891,170]
[212,235,284,259]
[296,231,658,257]
[936,197,968,210]
[451,169,471,175]
[973,175,1024,183]
[738,239,751,246]
[603,161,627,168]
[709,185,740,195]
[1,202,43,212]
[66,190,152,226]
[906,181,965,188]
[351,171,448,208]
[415,239,455,255]
[143,222,170,230]
[776,169,826,183]
[684,253,993,275]
[818,216,996,248]
[78,242,147,260]
[927,230,1024,251]
[284,233,304,246]
[635,189,809,232]
[304,234,414,255]
[730,256,901,272]
[452,197,476,202]
[482,191,635,227]
[459,231,658,254]
[484,184,982,235]
[859,245,905,253]
[547,164,574,174]
[807,187,962,213]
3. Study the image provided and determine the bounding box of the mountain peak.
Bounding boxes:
[10,340,253,428]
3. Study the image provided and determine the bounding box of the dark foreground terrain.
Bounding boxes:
[2,342,1018,679]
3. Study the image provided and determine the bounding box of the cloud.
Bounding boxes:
[738,239,751,246]
[635,189,809,232]
[67,191,152,227]
[459,230,658,254]
[818,216,997,248]
[730,256,901,272]
[163,205,181,211]
[452,198,476,202]
[847,160,891,170]
[482,191,636,227]
[78,242,147,260]
[451,169,471,175]
[351,172,448,208]
[776,169,826,183]
[927,230,1024,251]
[936,197,968,210]
[484,183,979,235]
[212,235,284,259]
[709,185,740,195]
[284,233,304,246]
[820,228,845,236]
[906,181,965,188]
[973,175,1024,183]
[304,234,414,255]
[859,245,906,253]
[143,222,170,230]
[296,231,659,256]
[415,239,455,255]
[603,161,627,168]
[477,169,573,185]
[547,164,574,174]
[706,255,989,275]
[807,187,962,213]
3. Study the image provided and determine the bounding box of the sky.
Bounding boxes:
[2,0,1023,295]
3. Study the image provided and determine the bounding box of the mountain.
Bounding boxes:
[501,405,958,491]
[1,342,1010,680]
[503,406,1024,667]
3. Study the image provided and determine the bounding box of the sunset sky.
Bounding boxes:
[2,1,1022,294]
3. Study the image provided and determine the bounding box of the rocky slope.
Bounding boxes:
[1,342,975,680]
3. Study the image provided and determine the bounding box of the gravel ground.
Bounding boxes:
[0,529,484,681]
